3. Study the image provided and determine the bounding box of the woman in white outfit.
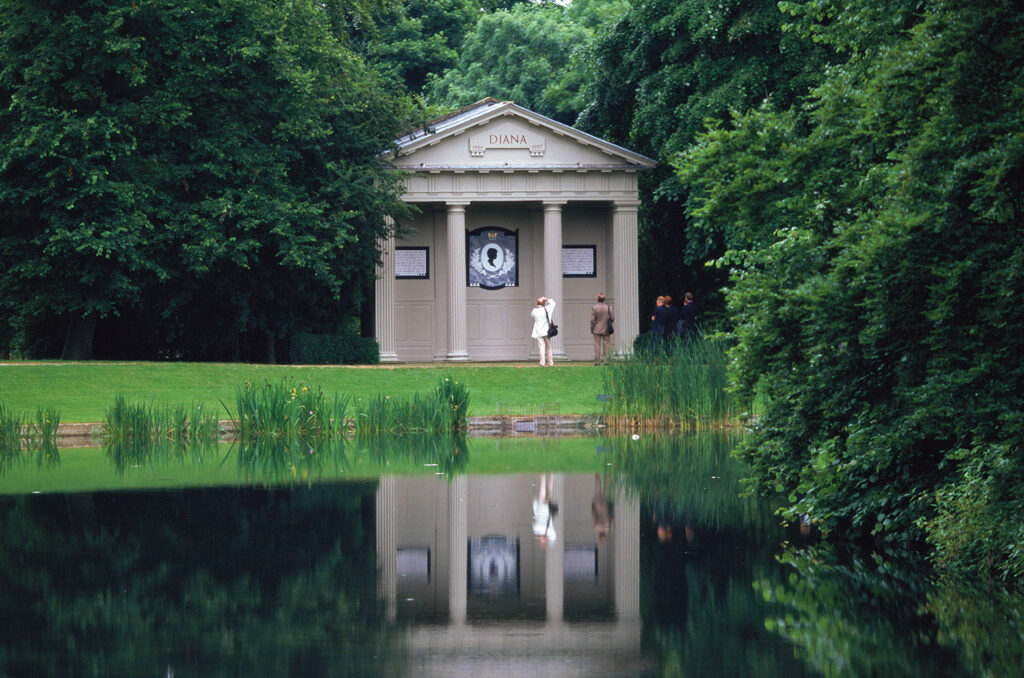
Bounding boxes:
[530,296,556,367]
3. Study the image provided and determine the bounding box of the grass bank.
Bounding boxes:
[0,361,605,423]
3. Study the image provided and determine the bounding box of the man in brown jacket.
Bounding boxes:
[589,293,614,365]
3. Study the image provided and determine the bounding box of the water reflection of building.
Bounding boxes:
[377,474,643,677]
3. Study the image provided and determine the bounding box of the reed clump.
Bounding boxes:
[0,403,62,468]
[0,403,23,462]
[233,381,350,440]
[603,335,743,431]
[231,376,468,477]
[26,407,61,466]
[104,395,221,444]
[353,374,469,435]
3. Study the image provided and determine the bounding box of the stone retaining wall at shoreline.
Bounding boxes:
[41,416,607,447]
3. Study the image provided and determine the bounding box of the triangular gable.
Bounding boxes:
[387,99,656,171]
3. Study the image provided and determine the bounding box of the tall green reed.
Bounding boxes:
[104,395,221,443]
[26,407,61,466]
[0,403,62,469]
[230,376,468,473]
[0,403,25,466]
[232,381,350,440]
[603,334,743,430]
[353,374,469,435]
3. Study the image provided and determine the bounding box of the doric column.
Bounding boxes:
[543,202,567,361]
[374,223,399,362]
[612,202,640,356]
[446,202,470,361]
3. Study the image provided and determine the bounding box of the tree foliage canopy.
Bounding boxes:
[424,1,627,124]
[372,0,482,93]
[0,0,417,360]
[577,0,831,322]
[680,0,1024,584]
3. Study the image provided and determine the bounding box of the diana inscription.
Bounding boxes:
[469,128,546,157]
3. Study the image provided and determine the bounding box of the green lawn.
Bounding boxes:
[0,361,606,423]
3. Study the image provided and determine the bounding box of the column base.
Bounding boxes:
[379,352,401,363]
[445,353,470,362]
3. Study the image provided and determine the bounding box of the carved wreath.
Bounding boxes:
[469,247,516,281]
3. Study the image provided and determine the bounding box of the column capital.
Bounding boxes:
[542,200,567,211]
[612,200,641,212]
[445,200,470,211]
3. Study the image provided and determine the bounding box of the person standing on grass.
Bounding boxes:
[531,296,557,367]
[649,295,668,350]
[663,295,681,341]
[590,293,614,365]
[678,292,699,339]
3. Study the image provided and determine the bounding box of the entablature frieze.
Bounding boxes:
[399,169,639,203]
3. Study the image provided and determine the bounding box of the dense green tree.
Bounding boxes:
[577,0,830,325]
[681,0,1024,583]
[0,0,415,360]
[424,1,614,123]
[371,0,481,93]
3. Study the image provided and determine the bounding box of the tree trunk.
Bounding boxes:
[266,331,277,364]
[61,313,97,360]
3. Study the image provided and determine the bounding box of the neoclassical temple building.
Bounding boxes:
[375,98,655,362]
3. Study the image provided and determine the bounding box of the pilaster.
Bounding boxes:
[374,223,399,362]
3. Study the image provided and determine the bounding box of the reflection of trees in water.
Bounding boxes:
[612,433,1021,677]
[624,433,818,678]
[928,582,1024,678]
[0,485,404,677]
[608,432,774,533]
[759,545,1024,678]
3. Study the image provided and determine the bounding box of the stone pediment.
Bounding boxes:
[388,99,656,172]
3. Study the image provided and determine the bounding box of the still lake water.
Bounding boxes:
[0,434,1016,677]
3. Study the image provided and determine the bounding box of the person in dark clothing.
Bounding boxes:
[663,295,681,341]
[678,292,699,339]
[649,296,668,351]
